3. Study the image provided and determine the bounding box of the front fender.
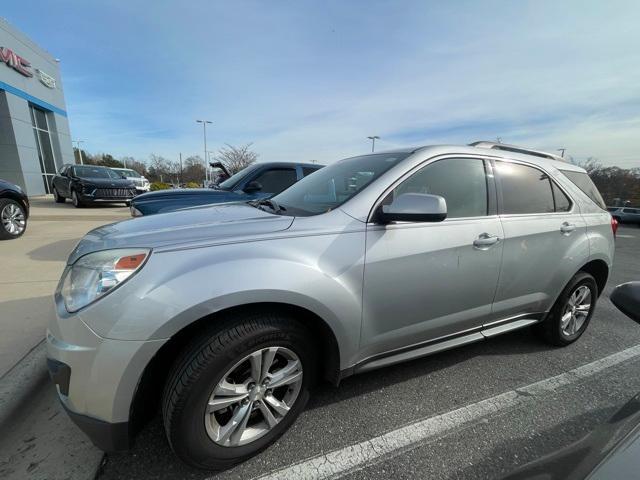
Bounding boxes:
[79,231,366,370]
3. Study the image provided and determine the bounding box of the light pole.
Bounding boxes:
[196,120,212,185]
[367,135,380,153]
[557,148,566,158]
[73,140,85,164]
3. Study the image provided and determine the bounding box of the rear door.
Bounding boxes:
[491,160,589,321]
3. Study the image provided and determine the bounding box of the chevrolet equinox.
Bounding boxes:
[46,142,615,469]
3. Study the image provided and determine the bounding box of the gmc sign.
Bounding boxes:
[0,47,33,77]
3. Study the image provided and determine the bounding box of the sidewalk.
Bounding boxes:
[0,196,130,377]
[0,196,130,479]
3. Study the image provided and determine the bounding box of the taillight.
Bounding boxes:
[611,216,618,237]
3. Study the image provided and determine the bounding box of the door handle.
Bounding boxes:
[473,233,501,249]
[560,222,576,234]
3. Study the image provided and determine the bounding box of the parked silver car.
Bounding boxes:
[46,142,615,469]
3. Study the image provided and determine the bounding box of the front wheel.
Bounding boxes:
[537,272,598,346]
[0,199,27,240]
[162,312,315,470]
[71,190,83,208]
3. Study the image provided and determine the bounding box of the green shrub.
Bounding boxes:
[150,182,171,191]
[185,182,201,189]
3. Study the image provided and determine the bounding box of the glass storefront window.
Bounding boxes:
[30,105,56,193]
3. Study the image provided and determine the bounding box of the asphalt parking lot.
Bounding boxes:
[98,224,640,480]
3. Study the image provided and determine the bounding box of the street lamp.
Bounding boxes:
[73,140,85,164]
[196,120,212,184]
[367,135,380,153]
[557,148,566,158]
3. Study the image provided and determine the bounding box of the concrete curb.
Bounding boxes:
[0,340,48,430]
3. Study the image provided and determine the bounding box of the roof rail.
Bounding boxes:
[469,141,566,162]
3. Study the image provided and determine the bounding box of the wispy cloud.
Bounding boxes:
[4,0,639,167]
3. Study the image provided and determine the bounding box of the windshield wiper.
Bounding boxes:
[249,198,287,214]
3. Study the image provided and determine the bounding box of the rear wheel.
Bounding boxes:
[162,312,315,470]
[52,187,65,203]
[0,199,27,240]
[537,272,598,346]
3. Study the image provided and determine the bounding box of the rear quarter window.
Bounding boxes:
[559,170,606,210]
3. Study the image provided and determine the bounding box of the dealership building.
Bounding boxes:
[0,17,74,196]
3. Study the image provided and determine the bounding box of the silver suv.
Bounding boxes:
[46,142,615,469]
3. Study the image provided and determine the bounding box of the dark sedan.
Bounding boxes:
[52,165,138,208]
[130,162,323,216]
[0,178,29,240]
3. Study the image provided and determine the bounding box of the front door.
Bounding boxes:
[360,157,504,360]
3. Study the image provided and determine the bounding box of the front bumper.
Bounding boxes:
[46,310,165,451]
[79,193,135,203]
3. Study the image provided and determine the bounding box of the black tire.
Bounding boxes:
[162,311,316,470]
[537,272,598,346]
[71,190,84,208]
[0,199,27,240]
[52,187,65,203]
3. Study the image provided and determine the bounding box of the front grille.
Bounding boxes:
[94,188,136,198]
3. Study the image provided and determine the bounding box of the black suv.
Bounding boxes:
[52,165,137,208]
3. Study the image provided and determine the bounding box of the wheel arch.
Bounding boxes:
[1,192,29,217]
[578,259,609,297]
[128,301,342,436]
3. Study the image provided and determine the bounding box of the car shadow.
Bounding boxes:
[100,328,557,479]
[307,328,554,411]
[28,239,79,262]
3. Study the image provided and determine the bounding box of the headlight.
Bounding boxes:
[60,248,150,312]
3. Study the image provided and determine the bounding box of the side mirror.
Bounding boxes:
[244,181,263,193]
[611,282,640,323]
[375,193,447,223]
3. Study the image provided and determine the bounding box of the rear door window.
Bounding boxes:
[559,170,606,210]
[496,161,555,214]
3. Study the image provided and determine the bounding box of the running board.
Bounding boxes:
[354,315,543,374]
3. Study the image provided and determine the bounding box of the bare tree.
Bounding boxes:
[181,156,206,184]
[213,143,258,174]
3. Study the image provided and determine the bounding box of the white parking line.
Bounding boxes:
[252,344,640,480]
[617,234,636,238]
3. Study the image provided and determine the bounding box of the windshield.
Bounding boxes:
[114,169,141,178]
[74,166,121,179]
[218,164,262,190]
[271,152,410,216]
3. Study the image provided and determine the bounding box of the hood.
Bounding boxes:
[68,203,292,264]
[77,177,134,188]
[135,188,233,201]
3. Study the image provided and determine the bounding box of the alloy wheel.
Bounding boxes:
[204,346,303,447]
[1,203,26,236]
[560,285,592,336]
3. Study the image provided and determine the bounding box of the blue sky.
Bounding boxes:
[3,0,639,167]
